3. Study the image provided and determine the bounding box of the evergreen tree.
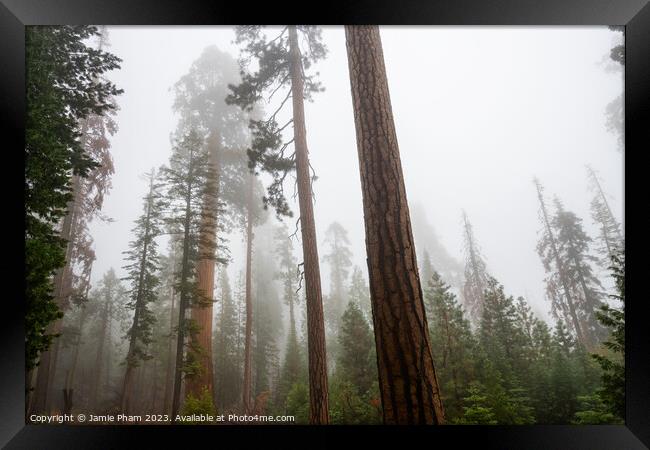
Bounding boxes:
[347,266,372,324]
[172,45,252,401]
[120,170,164,413]
[590,249,625,421]
[461,211,489,326]
[274,225,304,409]
[161,129,217,420]
[424,271,475,419]
[26,25,122,411]
[552,197,605,347]
[227,25,330,423]
[586,165,623,270]
[454,382,497,425]
[213,267,242,413]
[345,24,445,425]
[322,222,353,329]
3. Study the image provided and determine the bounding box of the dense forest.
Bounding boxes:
[25,25,624,425]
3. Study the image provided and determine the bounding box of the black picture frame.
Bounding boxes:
[2,0,648,448]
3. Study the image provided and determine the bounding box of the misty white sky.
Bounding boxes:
[89,26,624,323]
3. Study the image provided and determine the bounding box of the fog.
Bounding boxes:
[90,25,623,323]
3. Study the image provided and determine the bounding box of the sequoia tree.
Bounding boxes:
[345,25,445,424]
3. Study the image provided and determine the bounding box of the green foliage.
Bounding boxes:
[425,271,476,418]
[572,394,620,424]
[226,26,327,217]
[590,250,625,421]
[454,382,497,425]
[25,25,122,371]
[181,387,217,424]
[285,382,309,424]
[330,380,381,425]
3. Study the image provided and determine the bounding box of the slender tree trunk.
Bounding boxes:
[171,151,195,421]
[287,24,330,425]
[345,25,445,425]
[242,174,254,413]
[186,132,221,399]
[163,289,176,415]
[534,181,586,346]
[91,289,111,411]
[62,300,88,415]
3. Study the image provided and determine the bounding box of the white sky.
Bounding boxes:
[89,26,624,322]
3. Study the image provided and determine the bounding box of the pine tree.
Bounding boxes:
[89,269,126,411]
[586,165,623,270]
[590,249,625,421]
[461,211,489,326]
[120,170,164,413]
[345,25,444,424]
[552,197,605,347]
[535,178,593,348]
[161,129,217,420]
[347,266,372,324]
[213,267,242,413]
[322,222,353,329]
[275,225,304,409]
[424,271,475,419]
[227,25,330,424]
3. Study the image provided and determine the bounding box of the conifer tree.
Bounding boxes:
[161,129,217,420]
[26,25,122,412]
[461,211,489,326]
[172,45,252,401]
[551,197,605,347]
[275,225,303,408]
[322,222,353,329]
[227,25,330,424]
[591,249,625,420]
[120,170,164,413]
[213,267,242,412]
[535,178,591,347]
[586,165,623,270]
[424,271,475,418]
[345,25,444,424]
[347,266,372,324]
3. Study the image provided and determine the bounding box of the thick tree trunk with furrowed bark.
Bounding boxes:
[287,25,330,424]
[344,25,445,425]
[185,131,221,400]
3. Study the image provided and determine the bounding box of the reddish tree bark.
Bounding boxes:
[345,25,445,425]
[288,25,330,424]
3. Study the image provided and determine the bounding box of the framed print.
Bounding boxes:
[2,0,648,448]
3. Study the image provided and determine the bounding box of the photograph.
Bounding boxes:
[22,24,627,428]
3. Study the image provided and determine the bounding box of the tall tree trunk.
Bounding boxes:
[186,132,221,400]
[534,180,587,346]
[121,174,155,413]
[32,175,81,414]
[163,289,176,415]
[91,288,111,411]
[242,173,254,413]
[171,150,195,421]
[345,25,445,425]
[287,24,330,425]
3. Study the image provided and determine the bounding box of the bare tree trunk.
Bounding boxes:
[186,132,221,400]
[242,174,254,413]
[287,25,330,425]
[345,25,445,425]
